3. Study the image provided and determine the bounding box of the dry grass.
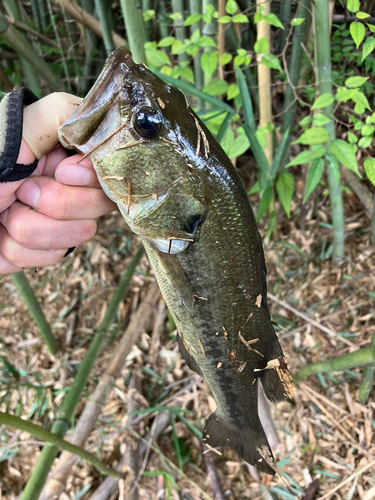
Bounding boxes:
[0,187,374,499]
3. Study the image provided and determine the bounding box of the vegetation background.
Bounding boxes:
[0,0,374,499]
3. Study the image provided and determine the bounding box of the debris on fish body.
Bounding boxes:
[59,47,294,475]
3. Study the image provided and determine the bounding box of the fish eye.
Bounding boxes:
[133,107,163,139]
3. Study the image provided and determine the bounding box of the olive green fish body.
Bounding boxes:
[59,48,294,474]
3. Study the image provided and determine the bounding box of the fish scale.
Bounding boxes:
[59,47,294,475]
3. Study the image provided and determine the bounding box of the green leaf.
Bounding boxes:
[293,127,330,145]
[180,66,195,84]
[143,9,155,21]
[335,87,359,102]
[345,75,369,88]
[145,48,171,67]
[191,28,200,44]
[350,22,365,48]
[356,11,370,19]
[170,12,182,20]
[255,126,267,148]
[218,15,231,23]
[232,14,249,23]
[287,146,326,166]
[291,18,305,26]
[303,159,324,203]
[227,83,239,100]
[313,113,333,126]
[158,37,176,47]
[254,37,269,54]
[330,139,360,175]
[264,13,284,29]
[367,23,375,33]
[347,0,360,12]
[362,124,374,136]
[184,13,202,26]
[248,181,260,195]
[201,51,218,79]
[299,116,312,128]
[311,93,334,110]
[352,90,371,110]
[220,52,232,65]
[256,185,273,221]
[198,36,217,48]
[261,53,282,71]
[276,172,294,218]
[203,79,229,96]
[347,132,358,144]
[362,36,375,60]
[233,54,250,66]
[358,136,372,148]
[363,158,375,185]
[226,0,237,15]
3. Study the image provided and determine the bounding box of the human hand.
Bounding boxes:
[0,92,117,275]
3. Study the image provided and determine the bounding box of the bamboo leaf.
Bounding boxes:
[256,185,273,221]
[287,146,326,167]
[345,76,369,88]
[311,93,334,110]
[276,172,294,218]
[330,139,360,176]
[293,127,330,145]
[271,128,290,176]
[303,158,324,202]
[350,21,365,48]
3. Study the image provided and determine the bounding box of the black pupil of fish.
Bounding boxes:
[134,107,163,139]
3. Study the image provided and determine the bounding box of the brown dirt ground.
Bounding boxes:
[0,183,374,500]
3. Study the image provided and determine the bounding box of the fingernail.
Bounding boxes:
[18,180,40,208]
[56,165,92,186]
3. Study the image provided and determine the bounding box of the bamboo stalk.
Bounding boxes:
[278,0,291,52]
[0,16,61,91]
[158,0,169,40]
[21,246,144,500]
[202,0,218,88]
[358,332,375,403]
[256,0,272,165]
[142,0,151,41]
[217,0,225,80]
[313,0,344,263]
[0,412,121,478]
[119,0,146,63]
[11,272,57,355]
[5,15,59,48]
[51,0,126,48]
[40,281,159,500]
[94,0,115,54]
[280,0,311,166]
[172,0,188,64]
[189,0,204,109]
[293,347,375,384]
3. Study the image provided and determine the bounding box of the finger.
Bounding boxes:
[16,176,116,220]
[0,247,23,274]
[22,92,82,160]
[54,155,102,188]
[0,202,97,250]
[0,226,67,269]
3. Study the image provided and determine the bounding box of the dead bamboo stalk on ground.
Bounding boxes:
[39,283,160,500]
[51,0,126,48]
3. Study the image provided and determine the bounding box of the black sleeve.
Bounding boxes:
[0,88,39,183]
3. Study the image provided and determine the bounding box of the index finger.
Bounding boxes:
[22,92,82,161]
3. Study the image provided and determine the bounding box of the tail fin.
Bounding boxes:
[202,411,276,475]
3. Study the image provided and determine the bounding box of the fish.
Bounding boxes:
[59,47,294,475]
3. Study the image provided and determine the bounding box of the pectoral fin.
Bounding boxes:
[153,248,195,310]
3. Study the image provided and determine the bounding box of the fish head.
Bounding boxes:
[58,47,206,230]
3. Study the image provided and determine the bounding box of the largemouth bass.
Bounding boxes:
[59,47,294,475]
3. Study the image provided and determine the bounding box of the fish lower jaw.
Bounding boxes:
[152,238,190,254]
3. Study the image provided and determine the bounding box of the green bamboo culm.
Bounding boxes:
[0,412,121,478]
[94,0,115,54]
[278,0,291,52]
[120,0,146,63]
[358,332,375,403]
[189,0,204,109]
[11,272,57,355]
[313,0,344,264]
[280,0,311,167]
[293,347,375,384]
[172,0,188,64]
[21,246,144,500]
[371,193,375,245]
